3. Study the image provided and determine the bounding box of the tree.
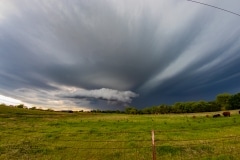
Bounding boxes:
[142,107,152,114]
[207,101,221,112]
[30,107,37,110]
[216,93,231,110]
[191,101,208,112]
[228,93,240,110]
[172,102,191,113]
[125,107,138,114]
[16,104,26,109]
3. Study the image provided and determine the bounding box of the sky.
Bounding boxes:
[0,0,240,111]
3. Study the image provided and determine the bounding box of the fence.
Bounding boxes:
[1,129,240,160]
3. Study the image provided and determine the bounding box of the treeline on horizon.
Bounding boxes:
[1,92,240,114]
[92,92,240,114]
[123,92,240,114]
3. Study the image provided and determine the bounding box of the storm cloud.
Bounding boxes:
[0,0,240,110]
[59,88,138,104]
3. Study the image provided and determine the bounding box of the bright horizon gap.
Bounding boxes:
[0,94,24,106]
[0,94,91,111]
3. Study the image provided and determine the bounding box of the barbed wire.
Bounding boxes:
[2,131,240,159]
[2,131,240,143]
[155,135,240,142]
[2,130,151,135]
[3,122,240,136]
[6,146,151,150]
[154,123,240,133]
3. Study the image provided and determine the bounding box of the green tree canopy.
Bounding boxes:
[125,107,138,114]
[228,93,240,110]
[216,93,231,110]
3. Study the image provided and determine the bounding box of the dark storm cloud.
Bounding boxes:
[0,0,240,110]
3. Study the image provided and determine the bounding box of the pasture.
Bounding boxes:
[0,105,240,160]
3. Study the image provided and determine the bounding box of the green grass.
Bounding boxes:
[0,105,240,160]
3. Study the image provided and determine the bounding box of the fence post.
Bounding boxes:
[152,130,156,160]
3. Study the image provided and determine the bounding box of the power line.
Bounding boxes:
[187,0,240,17]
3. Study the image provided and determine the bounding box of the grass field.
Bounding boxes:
[1,105,240,160]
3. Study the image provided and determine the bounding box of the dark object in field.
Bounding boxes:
[239,111,240,114]
[213,114,221,118]
[61,110,73,113]
[192,116,196,118]
[222,111,230,117]
[206,115,209,118]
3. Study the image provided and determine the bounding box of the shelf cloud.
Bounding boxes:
[59,88,139,104]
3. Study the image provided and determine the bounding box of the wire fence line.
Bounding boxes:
[2,129,240,160]
[3,130,240,142]
[155,135,240,142]
[4,122,240,135]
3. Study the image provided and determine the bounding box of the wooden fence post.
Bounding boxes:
[152,130,156,160]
